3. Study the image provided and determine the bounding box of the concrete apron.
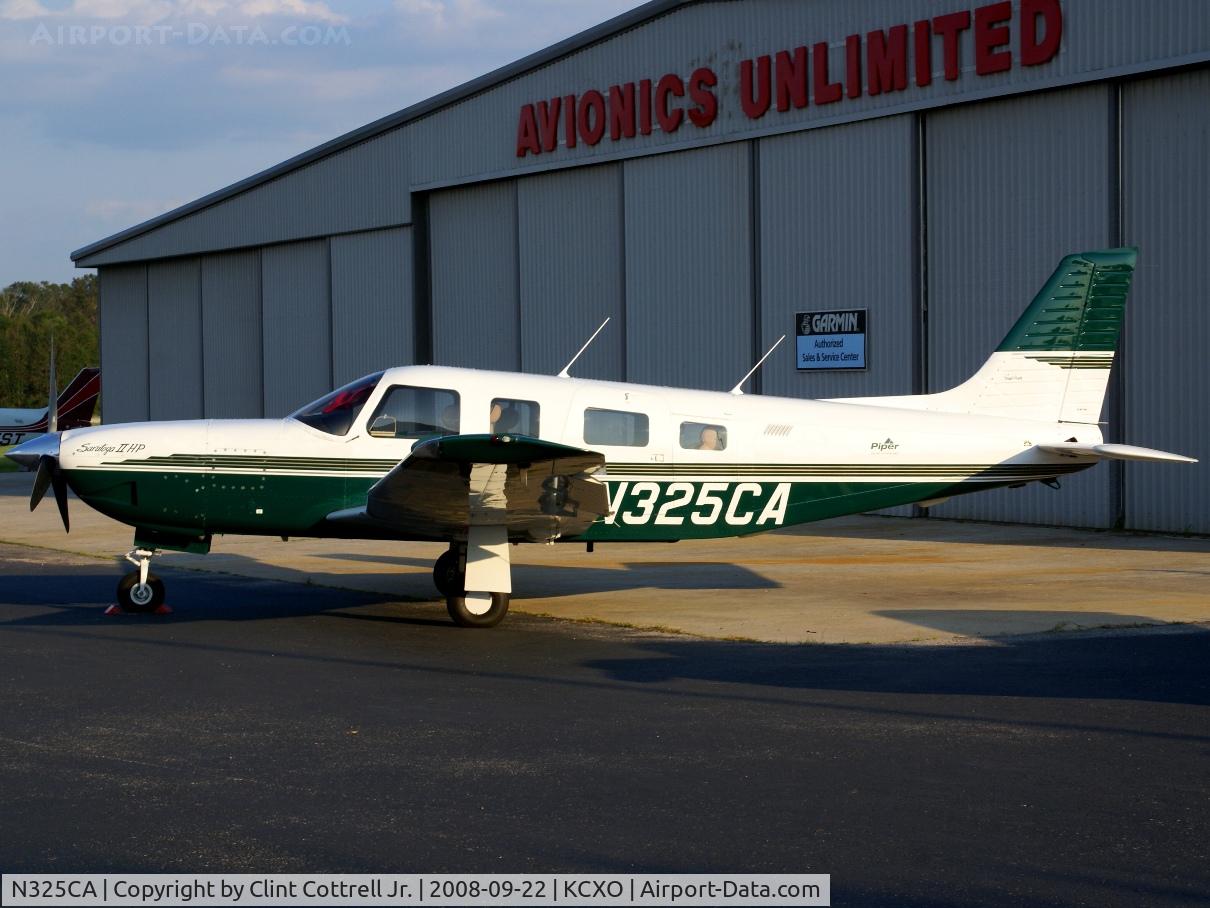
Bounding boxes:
[2,472,1208,644]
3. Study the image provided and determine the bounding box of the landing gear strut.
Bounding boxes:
[116,547,165,613]
[434,530,511,629]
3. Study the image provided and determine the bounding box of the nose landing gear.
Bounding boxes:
[114,547,168,614]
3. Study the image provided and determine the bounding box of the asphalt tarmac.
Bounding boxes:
[1,544,1208,906]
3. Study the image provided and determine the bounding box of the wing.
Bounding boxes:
[1036,442,1197,464]
[327,434,609,542]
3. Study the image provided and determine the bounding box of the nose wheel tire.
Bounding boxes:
[433,549,461,598]
[446,592,510,628]
[117,570,166,613]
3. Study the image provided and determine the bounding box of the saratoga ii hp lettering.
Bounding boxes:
[517,0,1063,156]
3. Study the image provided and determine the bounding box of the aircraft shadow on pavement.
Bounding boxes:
[871,608,1191,637]
[579,624,1210,708]
[182,552,779,598]
[0,567,452,629]
[4,567,1209,714]
[779,515,1210,554]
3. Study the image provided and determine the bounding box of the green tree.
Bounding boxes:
[0,275,99,409]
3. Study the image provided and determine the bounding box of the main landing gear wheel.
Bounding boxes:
[446,591,510,629]
[116,571,165,613]
[433,549,460,598]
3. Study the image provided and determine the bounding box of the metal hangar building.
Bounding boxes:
[71,0,1209,534]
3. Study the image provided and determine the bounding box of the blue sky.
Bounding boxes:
[0,0,646,286]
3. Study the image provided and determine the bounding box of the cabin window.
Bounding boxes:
[584,408,649,447]
[367,386,460,438]
[680,422,727,451]
[491,398,540,436]
[291,371,383,436]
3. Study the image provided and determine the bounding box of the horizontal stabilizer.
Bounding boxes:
[1037,442,1197,464]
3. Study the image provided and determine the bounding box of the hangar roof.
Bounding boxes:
[71,0,1210,266]
[70,0,687,264]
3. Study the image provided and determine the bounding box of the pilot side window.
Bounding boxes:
[291,371,383,436]
[490,398,540,436]
[584,408,649,447]
[367,386,460,438]
[680,422,727,451]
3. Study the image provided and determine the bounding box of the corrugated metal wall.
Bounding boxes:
[80,131,412,267]
[407,0,1210,191]
[623,143,752,390]
[758,115,917,400]
[1122,69,1210,532]
[261,240,331,417]
[429,181,520,371]
[147,258,203,420]
[201,250,263,419]
[76,2,1210,268]
[331,227,415,385]
[97,264,149,425]
[924,85,1115,527]
[516,164,625,380]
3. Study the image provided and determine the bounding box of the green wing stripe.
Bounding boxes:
[997,248,1136,353]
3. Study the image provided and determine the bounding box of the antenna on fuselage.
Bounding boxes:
[729,334,786,395]
[557,317,611,378]
[47,335,58,433]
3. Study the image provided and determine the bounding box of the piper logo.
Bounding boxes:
[871,437,898,452]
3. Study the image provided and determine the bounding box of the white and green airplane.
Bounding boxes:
[6,248,1196,626]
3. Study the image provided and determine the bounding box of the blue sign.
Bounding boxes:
[795,309,867,371]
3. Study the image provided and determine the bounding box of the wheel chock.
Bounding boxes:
[103,604,173,616]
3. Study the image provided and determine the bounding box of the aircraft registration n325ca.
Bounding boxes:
[6,248,1196,626]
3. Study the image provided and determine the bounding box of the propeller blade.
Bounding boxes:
[50,463,70,533]
[30,455,53,512]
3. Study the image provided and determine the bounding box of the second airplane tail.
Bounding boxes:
[56,367,102,430]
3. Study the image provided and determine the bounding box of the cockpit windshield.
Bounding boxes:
[290,372,383,436]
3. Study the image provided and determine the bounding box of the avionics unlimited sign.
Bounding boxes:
[516,0,1063,157]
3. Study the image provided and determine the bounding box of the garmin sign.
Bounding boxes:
[516,0,1064,157]
[797,310,868,371]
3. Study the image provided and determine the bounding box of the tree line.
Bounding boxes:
[0,276,99,409]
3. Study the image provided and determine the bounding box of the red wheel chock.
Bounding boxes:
[104,604,173,616]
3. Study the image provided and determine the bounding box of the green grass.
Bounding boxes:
[0,446,20,472]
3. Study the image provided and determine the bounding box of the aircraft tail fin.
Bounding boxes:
[55,367,102,430]
[952,247,1136,423]
[831,248,1137,423]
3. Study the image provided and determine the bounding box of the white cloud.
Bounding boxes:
[395,0,502,31]
[0,0,53,20]
[66,1,174,22]
[221,62,398,103]
[234,0,346,24]
[84,197,187,223]
[2,0,345,24]
[0,0,650,284]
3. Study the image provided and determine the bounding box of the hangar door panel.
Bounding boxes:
[429,182,518,371]
[518,165,624,380]
[202,251,262,418]
[1122,70,1210,533]
[148,258,202,420]
[759,116,916,399]
[624,144,752,391]
[925,86,1114,528]
[331,227,414,385]
[98,264,149,424]
[262,240,331,418]
[760,116,917,517]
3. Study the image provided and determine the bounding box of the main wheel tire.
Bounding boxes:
[446,591,510,628]
[116,570,165,613]
[433,549,462,598]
